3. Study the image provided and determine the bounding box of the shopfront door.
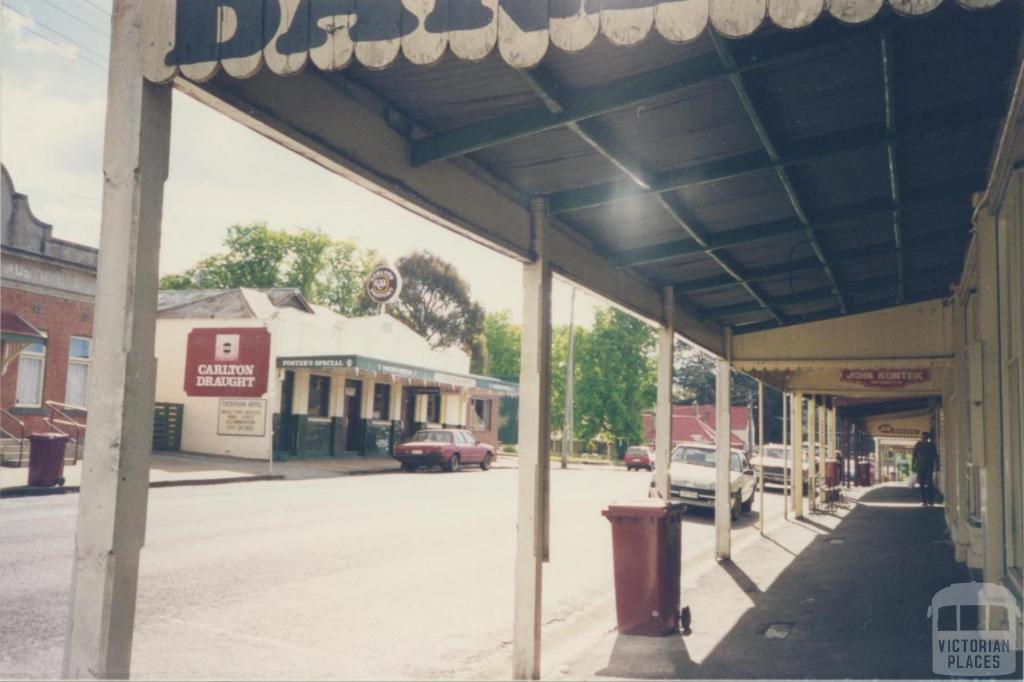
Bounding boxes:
[345,379,362,451]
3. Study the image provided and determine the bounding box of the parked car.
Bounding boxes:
[624,445,654,471]
[749,443,809,492]
[650,441,758,521]
[393,429,495,473]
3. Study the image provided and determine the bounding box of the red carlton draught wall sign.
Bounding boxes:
[840,368,932,389]
[184,327,271,397]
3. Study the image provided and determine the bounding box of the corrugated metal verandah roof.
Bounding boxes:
[157,0,1022,334]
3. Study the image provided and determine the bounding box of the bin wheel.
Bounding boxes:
[730,491,741,521]
[57,477,66,487]
[480,453,493,471]
[445,454,460,473]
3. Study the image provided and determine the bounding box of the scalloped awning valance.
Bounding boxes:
[143,0,1005,83]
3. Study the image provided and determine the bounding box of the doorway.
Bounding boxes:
[277,370,295,454]
[345,379,362,451]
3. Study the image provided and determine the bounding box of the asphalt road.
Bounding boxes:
[0,466,786,679]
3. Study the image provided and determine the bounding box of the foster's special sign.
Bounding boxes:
[184,327,270,398]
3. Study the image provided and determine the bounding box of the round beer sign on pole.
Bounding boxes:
[366,265,402,306]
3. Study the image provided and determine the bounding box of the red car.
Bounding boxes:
[393,429,495,473]
[624,446,654,472]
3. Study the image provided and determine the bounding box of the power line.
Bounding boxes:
[38,0,110,39]
[1,7,107,71]
[73,0,110,18]
[2,4,108,64]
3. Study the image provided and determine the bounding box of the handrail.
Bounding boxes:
[45,401,86,464]
[0,408,26,466]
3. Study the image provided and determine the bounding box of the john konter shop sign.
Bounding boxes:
[184,327,271,397]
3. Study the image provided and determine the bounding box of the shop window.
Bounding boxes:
[426,393,441,423]
[65,337,92,408]
[307,375,331,418]
[15,343,46,407]
[372,383,391,421]
[469,398,491,430]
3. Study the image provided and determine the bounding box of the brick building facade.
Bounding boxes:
[1,165,97,439]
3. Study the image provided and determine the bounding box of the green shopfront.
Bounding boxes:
[273,354,517,459]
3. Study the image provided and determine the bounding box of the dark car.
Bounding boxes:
[393,428,495,473]
[624,445,654,472]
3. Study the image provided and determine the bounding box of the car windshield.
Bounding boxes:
[626,448,647,456]
[671,446,742,472]
[410,430,451,443]
[764,447,786,459]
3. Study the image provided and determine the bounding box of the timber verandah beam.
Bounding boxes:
[619,174,985,268]
[546,93,1005,216]
[710,32,847,313]
[673,227,968,295]
[881,29,906,303]
[701,262,961,319]
[733,285,953,335]
[520,67,786,325]
[410,14,905,166]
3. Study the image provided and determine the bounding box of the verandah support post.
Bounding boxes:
[757,380,764,533]
[62,1,172,678]
[654,286,675,499]
[512,197,552,680]
[792,392,805,519]
[715,329,733,560]
[782,392,789,521]
[807,394,817,512]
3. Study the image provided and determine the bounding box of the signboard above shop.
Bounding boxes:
[184,327,271,398]
[840,368,932,389]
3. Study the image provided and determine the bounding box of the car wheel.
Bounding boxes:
[480,453,493,471]
[401,463,418,473]
[445,454,461,473]
[741,489,753,513]
[730,491,742,521]
[626,466,632,472]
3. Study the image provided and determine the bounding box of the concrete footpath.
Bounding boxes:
[477,484,1009,680]
[2,450,508,498]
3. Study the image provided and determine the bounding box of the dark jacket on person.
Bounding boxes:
[912,440,939,473]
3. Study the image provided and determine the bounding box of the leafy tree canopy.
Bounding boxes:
[389,251,487,372]
[159,222,380,317]
[482,310,521,381]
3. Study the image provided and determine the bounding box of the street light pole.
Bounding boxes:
[562,286,576,470]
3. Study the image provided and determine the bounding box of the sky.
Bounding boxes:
[1,0,609,328]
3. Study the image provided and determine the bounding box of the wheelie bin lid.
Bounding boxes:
[602,500,688,520]
[28,432,71,442]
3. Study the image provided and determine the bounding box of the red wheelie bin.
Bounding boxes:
[27,432,69,487]
[602,500,687,636]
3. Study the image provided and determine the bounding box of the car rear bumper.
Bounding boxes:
[394,453,446,466]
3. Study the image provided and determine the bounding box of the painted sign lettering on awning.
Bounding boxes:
[184,327,270,397]
[840,368,933,389]
[144,0,1008,82]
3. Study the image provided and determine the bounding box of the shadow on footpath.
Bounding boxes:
[593,485,1021,680]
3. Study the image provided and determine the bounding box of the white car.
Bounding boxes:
[650,441,759,521]
[749,443,810,491]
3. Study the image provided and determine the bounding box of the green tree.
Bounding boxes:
[574,308,657,447]
[482,310,521,380]
[158,222,379,317]
[390,251,487,370]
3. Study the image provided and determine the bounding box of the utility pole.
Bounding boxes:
[562,286,576,470]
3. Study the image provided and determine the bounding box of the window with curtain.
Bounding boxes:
[469,398,491,430]
[65,336,92,408]
[15,342,46,407]
[372,383,391,420]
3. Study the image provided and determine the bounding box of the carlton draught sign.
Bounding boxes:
[184,327,270,398]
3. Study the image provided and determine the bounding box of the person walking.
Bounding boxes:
[912,431,940,506]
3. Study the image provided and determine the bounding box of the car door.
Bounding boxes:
[458,431,480,463]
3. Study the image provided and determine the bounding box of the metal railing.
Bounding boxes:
[0,408,26,467]
[45,401,86,464]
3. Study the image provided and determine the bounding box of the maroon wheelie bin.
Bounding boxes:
[602,500,687,636]
[27,432,70,487]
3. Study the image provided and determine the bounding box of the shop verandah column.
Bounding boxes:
[63,1,172,677]
[715,329,732,560]
[654,286,675,499]
[513,197,552,680]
